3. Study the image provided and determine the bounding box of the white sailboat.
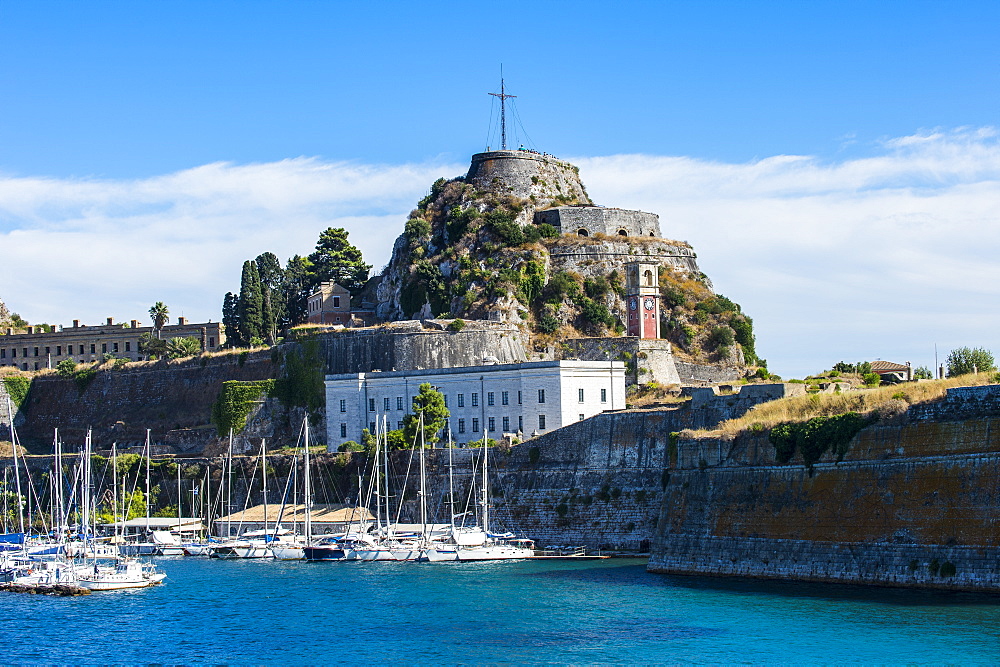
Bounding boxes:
[454,429,534,561]
[273,421,312,561]
[76,429,166,590]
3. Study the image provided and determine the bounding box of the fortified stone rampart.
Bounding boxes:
[909,384,1000,422]
[7,352,277,452]
[561,337,681,386]
[674,360,742,384]
[387,384,798,550]
[465,150,591,211]
[315,321,528,374]
[535,206,661,238]
[547,240,701,281]
[648,390,1000,591]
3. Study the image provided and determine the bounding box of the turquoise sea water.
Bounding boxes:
[2,557,999,664]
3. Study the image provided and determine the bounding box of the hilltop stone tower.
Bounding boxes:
[465,150,592,223]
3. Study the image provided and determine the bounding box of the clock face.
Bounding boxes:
[629,298,638,311]
[643,297,655,311]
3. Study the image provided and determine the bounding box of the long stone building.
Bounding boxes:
[1,317,225,370]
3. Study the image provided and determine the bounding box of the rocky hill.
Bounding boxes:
[369,150,760,368]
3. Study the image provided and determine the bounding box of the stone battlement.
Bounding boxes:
[535,206,661,238]
[465,150,591,208]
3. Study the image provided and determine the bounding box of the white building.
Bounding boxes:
[325,360,626,450]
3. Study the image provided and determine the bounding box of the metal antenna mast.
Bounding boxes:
[488,72,517,150]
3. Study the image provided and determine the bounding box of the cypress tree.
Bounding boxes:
[222,292,242,347]
[238,260,264,345]
[255,252,285,344]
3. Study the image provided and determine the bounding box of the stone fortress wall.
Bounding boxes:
[317,320,529,374]
[465,150,591,215]
[647,383,1000,592]
[535,206,661,238]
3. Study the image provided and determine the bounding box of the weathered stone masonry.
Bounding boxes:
[648,385,1000,592]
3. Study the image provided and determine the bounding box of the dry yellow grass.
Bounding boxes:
[708,373,997,436]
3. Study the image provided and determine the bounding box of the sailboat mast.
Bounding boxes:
[112,442,119,541]
[5,396,24,534]
[303,418,312,543]
[448,429,455,535]
[226,428,233,539]
[383,413,391,537]
[176,454,182,527]
[419,413,427,542]
[261,439,268,535]
[82,430,91,552]
[482,419,489,534]
[54,428,64,544]
[144,429,151,534]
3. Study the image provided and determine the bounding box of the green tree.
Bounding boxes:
[402,383,450,447]
[281,255,312,327]
[165,336,202,359]
[947,346,996,376]
[149,302,169,339]
[55,359,77,377]
[222,291,242,347]
[307,227,372,296]
[255,252,285,344]
[237,260,264,346]
[913,365,933,380]
[139,332,168,359]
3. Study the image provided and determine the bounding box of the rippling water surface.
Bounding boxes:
[2,558,999,663]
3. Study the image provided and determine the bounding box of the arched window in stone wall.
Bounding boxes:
[649,231,655,237]
[617,229,628,236]
[577,228,589,237]
[643,269,654,286]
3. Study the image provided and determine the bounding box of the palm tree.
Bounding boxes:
[149,302,170,339]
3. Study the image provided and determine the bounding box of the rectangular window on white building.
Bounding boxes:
[601,388,607,403]
[397,397,404,410]
[340,423,347,438]
[458,419,466,434]
[518,415,523,432]
[472,393,479,407]
[472,418,479,433]
[458,394,465,408]
[370,421,376,433]
[578,388,584,403]
[384,397,391,411]
[538,389,545,403]
[518,391,522,405]
[369,398,376,412]
[538,414,546,429]
[340,399,346,413]
[502,416,510,431]
[579,413,585,421]
[487,392,495,406]
[488,417,495,432]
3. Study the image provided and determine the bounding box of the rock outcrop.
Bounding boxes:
[369,149,759,373]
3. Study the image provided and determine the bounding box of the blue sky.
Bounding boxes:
[2,1,1000,378]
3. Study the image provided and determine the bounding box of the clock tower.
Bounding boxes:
[626,262,660,339]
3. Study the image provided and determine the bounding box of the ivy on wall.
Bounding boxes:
[211,379,276,436]
[2,376,31,410]
[769,412,874,471]
[271,339,325,414]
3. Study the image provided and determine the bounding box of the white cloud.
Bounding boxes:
[0,157,463,326]
[2,128,999,378]
[574,127,1000,377]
